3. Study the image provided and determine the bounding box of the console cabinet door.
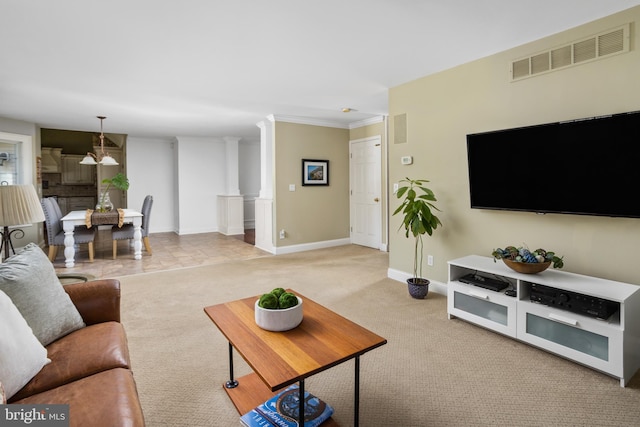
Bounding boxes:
[448,281,517,338]
[517,302,623,377]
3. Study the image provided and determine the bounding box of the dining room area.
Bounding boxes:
[51,228,264,281]
[41,119,127,218]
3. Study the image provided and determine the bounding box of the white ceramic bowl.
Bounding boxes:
[254,296,303,331]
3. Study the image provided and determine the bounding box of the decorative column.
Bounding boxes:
[254,118,275,253]
[217,137,244,236]
[224,137,241,196]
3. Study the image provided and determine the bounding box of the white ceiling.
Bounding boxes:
[2,0,639,139]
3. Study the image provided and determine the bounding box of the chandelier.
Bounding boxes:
[79,116,119,166]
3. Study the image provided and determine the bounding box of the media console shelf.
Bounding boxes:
[447,255,640,387]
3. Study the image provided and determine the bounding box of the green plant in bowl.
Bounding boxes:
[97,173,129,212]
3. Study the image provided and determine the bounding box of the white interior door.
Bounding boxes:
[350,136,381,249]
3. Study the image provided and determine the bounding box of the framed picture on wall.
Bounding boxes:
[302,159,329,186]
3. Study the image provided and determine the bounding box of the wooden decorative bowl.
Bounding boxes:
[502,259,551,274]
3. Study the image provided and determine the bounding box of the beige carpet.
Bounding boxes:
[116,245,640,427]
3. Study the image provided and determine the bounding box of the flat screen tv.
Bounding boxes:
[466,110,640,218]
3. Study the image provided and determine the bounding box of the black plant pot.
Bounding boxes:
[407,278,430,299]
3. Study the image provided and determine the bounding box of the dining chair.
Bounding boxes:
[112,195,153,259]
[41,197,96,262]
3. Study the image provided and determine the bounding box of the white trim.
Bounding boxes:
[387,267,447,295]
[268,114,349,129]
[274,238,351,255]
[177,226,218,235]
[267,114,385,130]
[254,197,275,254]
[0,132,34,185]
[349,115,385,129]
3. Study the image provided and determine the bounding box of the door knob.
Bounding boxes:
[374,197,380,202]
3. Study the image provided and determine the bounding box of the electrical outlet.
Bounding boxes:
[393,183,399,193]
[427,255,434,266]
[279,229,285,239]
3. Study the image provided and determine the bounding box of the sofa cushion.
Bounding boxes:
[1,380,5,404]
[0,289,50,400]
[0,243,85,346]
[10,322,131,401]
[12,368,145,427]
[64,279,122,325]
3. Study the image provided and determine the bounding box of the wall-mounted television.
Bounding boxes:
[466,110,640,219]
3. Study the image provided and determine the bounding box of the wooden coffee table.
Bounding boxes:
[204,290,387,427]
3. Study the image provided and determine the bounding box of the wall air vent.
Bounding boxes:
[510,24,630,81]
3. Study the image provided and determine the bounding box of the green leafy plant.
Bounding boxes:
[97,172,129,212]
[392,177,442,282]
[492,245,564,269]
[258,288,299,309]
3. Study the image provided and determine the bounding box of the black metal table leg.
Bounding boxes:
[355,355,360,427]
[225,342,238,388]
[298,379,305,426]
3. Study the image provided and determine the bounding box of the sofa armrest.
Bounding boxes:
[63,279,121,325]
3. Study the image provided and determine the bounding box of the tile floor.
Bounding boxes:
[52,229,268,279]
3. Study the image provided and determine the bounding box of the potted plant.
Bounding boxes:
[96,172,129,212]
[254,288,303,331]
[393,177,442,299]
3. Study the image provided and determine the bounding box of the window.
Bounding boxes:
[0,132,34,186]
[0,141,19,185]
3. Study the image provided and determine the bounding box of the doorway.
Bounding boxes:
[349,136,382,249]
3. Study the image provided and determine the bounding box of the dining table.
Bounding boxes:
[60,209,143,268]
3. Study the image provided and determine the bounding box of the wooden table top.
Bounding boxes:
[204,290,387,391]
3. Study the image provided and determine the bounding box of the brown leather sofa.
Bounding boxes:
[8,279,145,427]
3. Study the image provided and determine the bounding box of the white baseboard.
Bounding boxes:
[219,226,245,236]
[255,242,275,254]
[387,268,447,295]
[177,227,218,235]
[274,238,351,255]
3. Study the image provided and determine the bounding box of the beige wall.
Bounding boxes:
[388,6,640,285]
[273,122,350,246]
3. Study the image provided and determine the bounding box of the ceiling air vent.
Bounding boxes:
[510,24,629,81]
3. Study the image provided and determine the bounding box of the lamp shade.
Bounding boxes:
[99,154,119,166]
[79,155,98,165]
[0,185,46,226]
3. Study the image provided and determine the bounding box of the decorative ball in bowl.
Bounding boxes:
[502,259,551,274]
[254,289,303,332]
[492,245,564,274]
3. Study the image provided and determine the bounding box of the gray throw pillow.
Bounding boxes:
[0,243,85,346]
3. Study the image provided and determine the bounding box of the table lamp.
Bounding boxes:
[0,184,46,260]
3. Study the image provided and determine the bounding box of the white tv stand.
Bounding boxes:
[447,255,640,387]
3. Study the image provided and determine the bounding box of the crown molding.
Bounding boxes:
[349,115,385,129]
[267,114,349,129]
[266,114,386,130]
